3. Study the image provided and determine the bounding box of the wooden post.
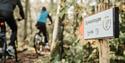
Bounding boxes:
[96,1,110,63]
[98,39,110,63]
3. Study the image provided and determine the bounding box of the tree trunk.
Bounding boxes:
[50,0,66,62]
[51,1,60,52]
[29,4,33,34]
[50,1,61,62]
[24,0,29,40]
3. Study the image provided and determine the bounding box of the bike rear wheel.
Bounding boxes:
[34,33,45,55]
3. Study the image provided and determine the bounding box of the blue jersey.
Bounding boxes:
[37,11,49,23]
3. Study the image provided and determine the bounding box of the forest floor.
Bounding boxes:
[5,46,50,63]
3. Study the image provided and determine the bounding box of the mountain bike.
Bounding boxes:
[0,17,19,63]
[33,23,52,56]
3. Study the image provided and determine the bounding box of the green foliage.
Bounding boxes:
[109,3,125,62]
[51,0,125,63]
[63,36,84,63]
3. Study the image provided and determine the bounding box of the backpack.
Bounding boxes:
[0,0,17,12]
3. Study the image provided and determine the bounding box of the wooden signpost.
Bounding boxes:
[83,7,119,63]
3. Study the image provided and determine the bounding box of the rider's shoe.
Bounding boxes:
[0,48,3,54]
[6,46,15,57]
[0,48,3,58]
[45,43,49,49]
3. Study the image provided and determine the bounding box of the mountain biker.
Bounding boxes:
[0,0,25,56]
[36,7,52,49]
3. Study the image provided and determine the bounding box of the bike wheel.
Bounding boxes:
[33,33,44,55]
[1,42,7,63]
[0,35,7,63]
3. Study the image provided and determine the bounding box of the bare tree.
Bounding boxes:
[23,0,29,40]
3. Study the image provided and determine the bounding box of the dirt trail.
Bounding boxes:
[6,47,50,63]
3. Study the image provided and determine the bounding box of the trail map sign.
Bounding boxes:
[84,7,119,39]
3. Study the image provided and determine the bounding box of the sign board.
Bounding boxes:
[84,7,119,39]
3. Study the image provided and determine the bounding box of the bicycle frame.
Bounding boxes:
[0,17,6,50]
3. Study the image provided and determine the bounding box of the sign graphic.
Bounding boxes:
[103,16,112,31]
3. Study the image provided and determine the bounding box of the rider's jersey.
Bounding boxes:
[0,0,24,19]
[37,11,49,23]
[0,0,18,12]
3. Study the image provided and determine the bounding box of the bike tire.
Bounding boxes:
[33,33,44,55]
[0,35,7,63]
[1,43,7,63]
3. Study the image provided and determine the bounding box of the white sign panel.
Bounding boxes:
[84,8,115,39]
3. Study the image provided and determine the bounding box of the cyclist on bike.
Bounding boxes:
[0,0,25,56]
[36,7,52,49]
